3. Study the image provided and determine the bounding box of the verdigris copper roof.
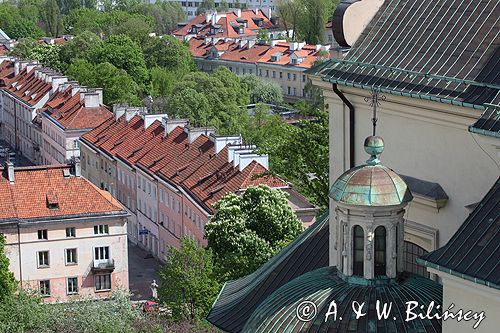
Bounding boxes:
[206,212,329,333]
[311,0,500,109]
[242,267,442,333]
[418,178,500,289]
[329,136,413,206]
[469,104,500,138]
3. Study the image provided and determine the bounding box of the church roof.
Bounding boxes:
[242,267,442,333]
[469,104,500,138]
[418,178,500,289]
[330,164,413,206]
[206,212,329,333]
[311,0,500,109]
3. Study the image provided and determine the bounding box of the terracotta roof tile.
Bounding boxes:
[0,165,125,220]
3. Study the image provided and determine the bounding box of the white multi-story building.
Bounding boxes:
[0,162,129,302]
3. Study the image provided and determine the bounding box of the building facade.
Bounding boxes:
[309,0,499,275]
[0,163,129,302]
[80,109,318,261]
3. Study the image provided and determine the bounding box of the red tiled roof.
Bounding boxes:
[3,68,52,106]
[174,9,275,38]
[188,38,325,69]
[0,60,15,84]
[0,165,125,220]
[84,117,288,212]
[43,89,112,130]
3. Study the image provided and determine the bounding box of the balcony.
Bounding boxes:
[92,259,115,272]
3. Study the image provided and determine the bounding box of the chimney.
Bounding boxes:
[74,157,81,177]
[71,85,81,96]
[209,133,243,154]
[83,93,100,108]
[163,118,188,136]
[26,63,39,73]
[51,76,68,92]
[184,125,215,143]
[233,8,242,17]
[248,40,256,48]
[6,161,14,184]
[263,7,272,19]
[143,113,165,129]
[113,104,126,121]
[14,62,20,75]
[238,153,269,171]
[254,8,259,15]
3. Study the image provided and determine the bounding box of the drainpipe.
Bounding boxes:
[332,84,355,168]
[17,222,23,285]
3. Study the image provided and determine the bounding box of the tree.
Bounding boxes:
[113,15,154,45]
[206,185,303,280]
[150,66,178,98]
[96,34,149,88]
[275,0,301,40]
[67,60,141,106]
[0,234,16,303]
[18,0,44,24]
[259,107,329,207]
[296,0,337,44]
[143,35,196,74]
[9,38,39,59]
[138,2,185,35]
[167,67,250,134]
[241,74,284,105]
[64,8,104,36]
[196,0,215,15]
[4,19,44,39]
[59,30,103,69]
[158,238,220,322]
[242,103,286,147]
[41,0,64,37]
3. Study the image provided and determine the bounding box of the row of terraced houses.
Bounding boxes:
[0,57,317,302]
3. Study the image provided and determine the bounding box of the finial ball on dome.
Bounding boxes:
[364,136,384,156]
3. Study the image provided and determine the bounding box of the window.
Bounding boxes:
[37,229,48,240]
[94,246,110,260]
[160,189,163,202]
[266,70,269,77]
[138,176,141,188]
[287,86,291,94]
[279,71,283,79]
[165,192,169,207]
[95,274,111,291]
[302,74,306,82]
[272,71,276,78]
[293,87,297,96]
[39,280,50,296]
[38,251,49,267]
[94,225,109,235]
[404,241,430,278]
[287,73,291,80]
[66,227,75,237]
[66,248,77,265]
[374,226,386,276]
[353,226,364,276]
[67,277,78,295]
[293,73,297,81]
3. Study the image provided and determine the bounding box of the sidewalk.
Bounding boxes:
[128,241,161,301]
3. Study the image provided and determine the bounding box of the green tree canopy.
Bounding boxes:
[143,35,196,74]
[206,185,303,280]
[158,238,220,322]
[138,2,185,35]
[241,74,284,105]
[167,67,249,134]
[41,0,64,37]
[67,59,141,106]
[0,234,16,303]
[96,34,149,88]
[196,0,215,15]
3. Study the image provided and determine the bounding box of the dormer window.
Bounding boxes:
[46,190,59,210]
[271,53,282,62]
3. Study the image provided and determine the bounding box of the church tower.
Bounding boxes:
[329,135,413,280]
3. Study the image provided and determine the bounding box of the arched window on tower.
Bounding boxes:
[374,226,387,276]
[353,225,364,276]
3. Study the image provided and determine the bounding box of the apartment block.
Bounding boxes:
[0,162,129,302]
[188,37,330,101]
[174,8,286,40]
[0,58,112,166]
[80,108,318,260]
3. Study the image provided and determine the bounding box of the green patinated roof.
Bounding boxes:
[242,267,442,333]
[310,0,500,110]
[206,212,330,333]
[329,164,413,206]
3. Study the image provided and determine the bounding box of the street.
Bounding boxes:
[128,241,161,301]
